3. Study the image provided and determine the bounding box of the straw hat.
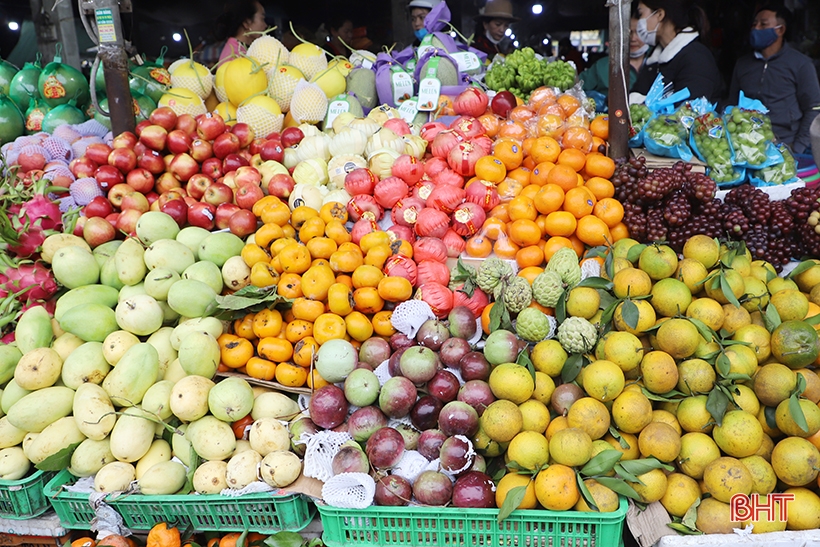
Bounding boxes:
[475,0,519,21]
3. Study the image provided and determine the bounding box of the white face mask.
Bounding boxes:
[636,10,659,46]
[630,43,650,57]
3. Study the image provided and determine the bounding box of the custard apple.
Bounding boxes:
[476,257,513,293]
[532,271,565,308]
[516,307,552,343]
[502,276,532,314]
[557,316,598,354]
[546,247,581,288]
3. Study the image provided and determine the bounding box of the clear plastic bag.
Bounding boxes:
[723,91,783,170]
[640,74,693,160]
[749,143,799,186]
[690,110,746,187]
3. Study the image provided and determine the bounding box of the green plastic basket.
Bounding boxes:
[317,497,627,547]
[44,469,315,533]
[0,470,55,519]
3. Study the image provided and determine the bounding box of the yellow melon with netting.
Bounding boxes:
[225,57,269,107]
[170,60,213,99]
[214,62,229,103]
[236,95,283,139]
[248,35,290,74]
[289,42,328,80]
[158,88,207,117]
[290,81,329,125]
[214,102,237,125]
[268,65,304,112]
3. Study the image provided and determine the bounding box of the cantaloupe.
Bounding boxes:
[346,68,377,110]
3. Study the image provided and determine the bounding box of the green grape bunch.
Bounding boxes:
[724,107,775,166]
[755,145,797,184]
[629,104,651,134]
[692,112,737,184]
[646,113,688,147]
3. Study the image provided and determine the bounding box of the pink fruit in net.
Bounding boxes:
[420,122,448,143]
[426,184,465,213]
[374,176,409,209]
[414,208,449,239]
[386,224,415,243]
[344,167,378,196]
[451,201,486,237]
[391,197,426,228]
[431,130,462,159]
[347,195,384,222]
[452,88,490,119]
[383,255,417,286]
[448,141,482,178]
[350,217,381,246]
[452,285,489,318]
[416,260,450,287]
[424,157,449,178]
[472,135,493,155]
[413,237,448,263]
[450,115,486,140]
[441,229,465,258]
[411,179,436,203]
[432,167,464,188]
[415,282,453,319]
[465,179,500,211]
[391,155,424,185]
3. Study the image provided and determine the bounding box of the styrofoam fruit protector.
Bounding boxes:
[581,258,602,280]
[302,430,353,482]
[322,472,376,509]
[391,299,435,338]
[391,450,430,485]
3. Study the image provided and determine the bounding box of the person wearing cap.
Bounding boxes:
[408,0,442,46]
[472,0,518,60]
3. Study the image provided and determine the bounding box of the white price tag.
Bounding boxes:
[417,78,441,111]
[325,97,350,127]
[450,52,482,74]
[398,97,420,123]
[391,69,414,105]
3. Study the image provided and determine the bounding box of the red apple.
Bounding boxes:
[190,139,213,162]
[107,183,132,208]
[203,181,233,206]
[231,122,255,148]
[160,198,188,227]
[135,120,151,137]
[126,167,155,193]
[491,91,516,118]
[149,199,161,212]
[139,124,168,151]
[94,164,125,192]
[149,106,178,131]
[235,183,264,210]
[166,129,193,155]
[265,131,281,141]
[267,173,295,198]
[249,138,267,155]
[186,173,212,200]
[234,165,261,187]
[281,127,304,148]
[187,202,216,230]
[201,157,223,180]
[260,139,284,163]
[105,213,119,228]
[228,209,258,238]
[237,149,252,163]
[133,141,148,158]
[84,196,114,218]
[112,131,138,149]
[145,191,159,205]
[176,114,197,135]
[85,143,112,165]
[169,153,199,182]
[138,149,165,175]
[69,157,98,179]
[121,191,150,212]
[116,208,142,235]
[72,216,87,237]
[223,153,249,174]
[196,112,227,141]
[213,132,241,159]
[215,202,241,229]
[108,148,138,175]
[183,196,197,207]
[83,216,117,248]
[222,171,237,190]
[155,171,182,194]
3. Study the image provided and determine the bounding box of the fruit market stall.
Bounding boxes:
[2,13,820,547]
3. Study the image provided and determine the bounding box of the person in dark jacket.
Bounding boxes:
[580,14,648,98]
[728,5,820,154]
[630,0,723,103]
[472,0,518,60]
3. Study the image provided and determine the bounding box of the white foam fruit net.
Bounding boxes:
[322,472,375,509]
[391,300,435,338]
[302,430,353,482]
[391,450,429,485]
[373,360,392,385]
[75,119,110,138]
[581,259,602,280]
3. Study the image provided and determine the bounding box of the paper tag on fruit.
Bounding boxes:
[680,115,695,130]
[325,95,351,127]
[417,34,436,60]
[391,67,414,106]
[708,125,723,139]
[450,52,481,73]
[417,78,441,111]
[398,97,420,123]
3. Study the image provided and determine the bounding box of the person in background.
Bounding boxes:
[215,0,267,64]
[729,4,820,154]
[407,0,441,46]
[631,0,723,103]
[472,0,518,60]
[326,14,355,57]
[580,14,648,104]
[559,37,585,72]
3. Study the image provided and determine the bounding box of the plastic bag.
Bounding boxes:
[749,143,798,186]
[628,103,651,147]
[689,106,746,187]
[723,91,783,169]
[640,73,693,160]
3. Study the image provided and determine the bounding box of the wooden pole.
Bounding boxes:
[607,0,631,160]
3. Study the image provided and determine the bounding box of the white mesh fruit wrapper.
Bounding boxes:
[468,319,483,345]
[302,430,353,482]
[75,119,112,138]
[52,125,81,144]
[388,416,414,430]
[220,481,274,497]
[13,135,44,149]
[581,259,602,280]
[290,79,329,125]
[18,144,51,162]
[71,136,104,158]
[391,300,435,338]
[43,136,74,162]
[440,435,475,475]
[392,450,429,484]
[443,365,464,384]
[58,196,77,213]
[373,359,392,385]
[322,472,376,509]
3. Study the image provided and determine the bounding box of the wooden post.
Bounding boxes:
[607,0,631,160]
[29,0,82,69]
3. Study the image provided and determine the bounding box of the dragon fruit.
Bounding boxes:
[1,176,65,258]
[0,259,58,301]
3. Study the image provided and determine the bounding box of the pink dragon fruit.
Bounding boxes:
[1,260,59,302]
[1,176,65,259]
[1,332,15,344]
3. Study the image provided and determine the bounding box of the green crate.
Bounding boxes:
[0,470,55,519]
[44,469,315,533]
[317,497,627,547]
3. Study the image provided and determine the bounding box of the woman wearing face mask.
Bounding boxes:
[579,14,649,98]
[407,0,441,46]
[630,0,723,103]
[728,5,820,154]
[472,0,518,60]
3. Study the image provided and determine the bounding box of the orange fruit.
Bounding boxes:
[507,166,532,187]
[497,120,528,141]
[352,287,384,314]
[510,105,536,124]
[563,186,597,219]
[545,211,578,237]
[482,217,508,240]
[475,155,508,183]
[563,127,594,153]
[529,86,558,110]
[493,139,524,170]
[516,245,546,269]
[293,336,319,367]
[522,155,537,171]
[536,114,566,139]
[543,236,575,260]
[481,302,495,334]
[576,215,613,247]
[508,196,538,222]
[489,203,511,223]
[593,197,625,228]
[610,222,630,241]
[372,310,396,337]
[569,235,585,257]
[466,234,493,258]
[585,176,615,199]
[520,183,541,201]
[493,235,520,259]
[557,148,587,172]
[497,178,525,201]
[530,161,555,186]
[437,95,455,116]
[546,164,579,192]
[557,94,581,116]
[478,113,501,137]
[585,154,616,179]
[530,136,561,164]
[509,218,542,246]
[275,362,308,387]
[590,115,609,140]
[518,265,545,284]
[306,368,330,389]
[534,183,565,214]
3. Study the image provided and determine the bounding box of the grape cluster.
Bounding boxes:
[725,107,775,167]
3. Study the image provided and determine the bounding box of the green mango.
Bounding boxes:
[60,303,118,342]
[167,279,217,318]
[55,285,119,322]
[0,345,23,385]
[15,306,54,354]
[102,343,159,407]
[198,232,244,267]
[6,386,75,433]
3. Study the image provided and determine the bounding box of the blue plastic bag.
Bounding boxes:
[641,74,694,160]
[723,91,783,169]
[688,103,746,186]
[749,143,799,186]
